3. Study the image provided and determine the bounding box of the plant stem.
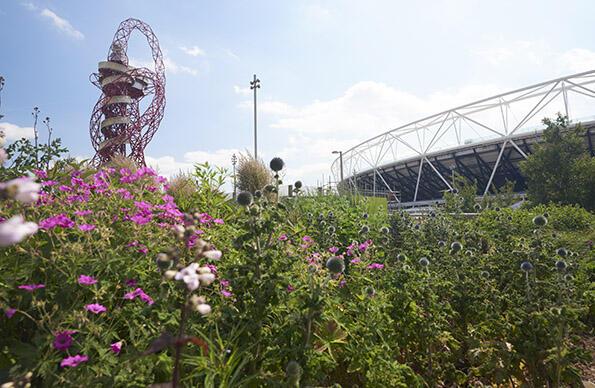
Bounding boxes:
[172,295,189,388]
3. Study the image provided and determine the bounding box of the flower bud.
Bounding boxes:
[202,250,222,260]
[326,256,345,274]
[236,191,253,207]
[155,253,171,270]
[269,157,285,172]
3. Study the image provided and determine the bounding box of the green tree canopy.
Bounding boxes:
[520,114,595,210]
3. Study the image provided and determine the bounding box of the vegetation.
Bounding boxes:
[236,153,272,193]
[520,114,595,210]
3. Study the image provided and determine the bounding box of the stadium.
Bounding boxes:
[331,71,595,208]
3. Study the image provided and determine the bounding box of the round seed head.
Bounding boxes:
[380,226,390,234]
[326,256,345,274]
[532,215,548,227]
[294,180,302,189]
[474,203,482,211]
[419,257,430,267]
[254,190,262,198]
[555,260,567,271]
[450,241,463,253]
[359,225,370,234]
[236,191,253,206]
[520,261,533,272]
[362,212,369,219]
[556,247,568,257]
[438,240,446,247]
[269,157,285,172]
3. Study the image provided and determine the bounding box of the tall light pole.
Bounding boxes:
[250,74,260,159]
[332,150,344,186]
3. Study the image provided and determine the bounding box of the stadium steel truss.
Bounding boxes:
[331,71,595,205]
[89,18,166,166]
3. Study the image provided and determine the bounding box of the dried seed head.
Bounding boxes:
[269,157,285,172]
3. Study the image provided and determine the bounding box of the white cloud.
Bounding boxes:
[21,2,37,11]
[39,8,84,40]
[180,45,206,57]
[130,56,199,76]
[0,122,35,141]
[558,48,595,73]
[304,4,331,21]
[223,49,240,61]
[233,85,251,96]
[145,148,240,178]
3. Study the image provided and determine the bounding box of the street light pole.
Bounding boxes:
[231,153,238,199]
[250,74,260,159]
[332,150,344,190]
[0,75,5,120]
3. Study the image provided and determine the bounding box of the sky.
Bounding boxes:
[2,0,595,188]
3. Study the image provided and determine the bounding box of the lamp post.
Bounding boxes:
[250,74,260,159]
[332,150,344,189]
[231,153,238,199]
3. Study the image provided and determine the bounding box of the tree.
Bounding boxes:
[520,114,595,210]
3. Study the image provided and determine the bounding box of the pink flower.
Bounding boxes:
[33,169,48,179]
[0,216,38,247]
[328,246,339,254]
[350,258,361,264]
[78,224,96,232]
[367,263,384,270]
[41,180,58,187]
[278,234,288,241]
[286,284,295,292]
[58,185,72,192]
[213,218,224,225]
[78,275,97,285]
[18,284,45,292]
[53,330,76,351]
[4,308,16,318]
[60,354,88,368]
[221,289,233,298]
[39,214,75,229]
[124,288,154,305]
[130,213,152,225]
[85,303,107,314]
[110,341,123,355]
[74,210,93,217]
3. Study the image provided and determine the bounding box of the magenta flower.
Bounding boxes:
[350,258,361,264]
[110,341,123,355]
[78,275,97,286]
[39,214,75,229]
[214,218,224,225]
[367,263,384,270]
[78,224,96,232]
[85,303,107,314]
[53,330,76,351]
[58,185,72,192]
[286,284,295,292]
[278,234,288,241]
[18,284,45,292]
[74,210,93,217]
[124,288,154,305]
[221,289,233,298]
[60,354,88,368]
[328,246,339,254]
[4,308,16,318]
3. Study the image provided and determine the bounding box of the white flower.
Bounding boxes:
[175,263,200,291]
[199,272,215,286]
[0,177,41,204]
[202,249,222,260]
[196,303,211,316]
[0,215,38,247]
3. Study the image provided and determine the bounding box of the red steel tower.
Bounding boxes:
[89,18,166,166]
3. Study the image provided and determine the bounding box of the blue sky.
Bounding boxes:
[2,0,595,186]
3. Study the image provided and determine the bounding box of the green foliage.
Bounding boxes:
[0,138,68,180]
[520,114,595,210]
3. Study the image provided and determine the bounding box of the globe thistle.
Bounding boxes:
[269,157,285,172]
[532,215,548,227]
[236,191,253,206]
[507,216,513,221]
[465,249,473,256]
[414,224,420,230]
[564,274,574,282]
[362,212,369,219]
[494,207,501,212]
[438,240,446,248]
[294,180,302,189]
[429,211,436,218]
[263,184,275,193]
[419,257,430,267]
[556,247,568,257]
[365,286,376,298]
[327,225,336,234]
[320,220,327,227]
[380,226,390,234]
[555,260,567,271]
[452,188,459,194]
[254,190,262,198]
[359,225,370,234]
[474,203,482,211]
[450,241,463,253]
[520,261,533,272]
[543,212,549,218]
[326,256,345,274]
[396,253,406,261]
[155,253,171,270]
[480,270,490,278]
[327,211,334,219]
